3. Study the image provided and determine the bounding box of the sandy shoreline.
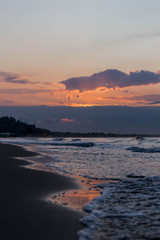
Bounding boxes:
[0,143,84,240]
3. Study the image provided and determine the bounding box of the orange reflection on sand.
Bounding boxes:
[50,188,100,212]
[49,178,106,211]
[60,188,100,211]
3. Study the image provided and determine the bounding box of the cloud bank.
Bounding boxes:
[60,69,160,92]
[104,94,160,105]
[127,94,160,103]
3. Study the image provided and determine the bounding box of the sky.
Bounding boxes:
[0,106,160,134]
[1,0,160,107]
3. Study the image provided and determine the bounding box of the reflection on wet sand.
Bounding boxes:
[48,178,107,211]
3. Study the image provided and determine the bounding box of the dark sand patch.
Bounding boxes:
[0,143,84,240]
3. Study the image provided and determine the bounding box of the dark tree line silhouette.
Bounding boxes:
[0,116,51,136]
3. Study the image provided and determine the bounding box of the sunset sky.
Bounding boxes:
[1,0,160,107]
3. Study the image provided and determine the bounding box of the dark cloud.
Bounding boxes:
[127,94,160,103]
[149,101,160,105]
[0,100,14,104]
[126,31,160,41]
[0,88,53,94]
[3,100,14,103]
[60,69,160,92]
[58,101,64,104]
[0,100,14,106]
[88,31,160,51]
[103,94,160,105]
[0,71,50,85]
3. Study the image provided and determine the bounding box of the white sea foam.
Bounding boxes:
[78,177,160,240]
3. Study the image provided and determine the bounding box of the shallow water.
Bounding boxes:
[1,137,160,179]
[1,137,160,239]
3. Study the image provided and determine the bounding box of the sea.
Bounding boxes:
[1,137,160,239]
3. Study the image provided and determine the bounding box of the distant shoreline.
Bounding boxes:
[45,132,160,138]
[0,116,160,138]
[1,132,160,138]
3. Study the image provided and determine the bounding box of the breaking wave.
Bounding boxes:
[0,138,95,148]
[126,146,160,153]
[78,176,160,240]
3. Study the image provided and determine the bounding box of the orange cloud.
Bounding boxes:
[61,118,74,122]
[1,68,160,107]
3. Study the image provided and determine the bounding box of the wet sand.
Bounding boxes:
[0,143,84,240]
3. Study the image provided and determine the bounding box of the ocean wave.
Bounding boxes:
[47,142,95,147]
[72,138,81,142]
[53,138,64,141]
[126,146,160,153]
[0,138,95,148]
[78,176,160,240]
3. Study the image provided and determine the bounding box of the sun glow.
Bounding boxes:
[0,69,160,107]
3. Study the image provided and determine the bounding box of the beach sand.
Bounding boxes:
[0,143,84,240]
